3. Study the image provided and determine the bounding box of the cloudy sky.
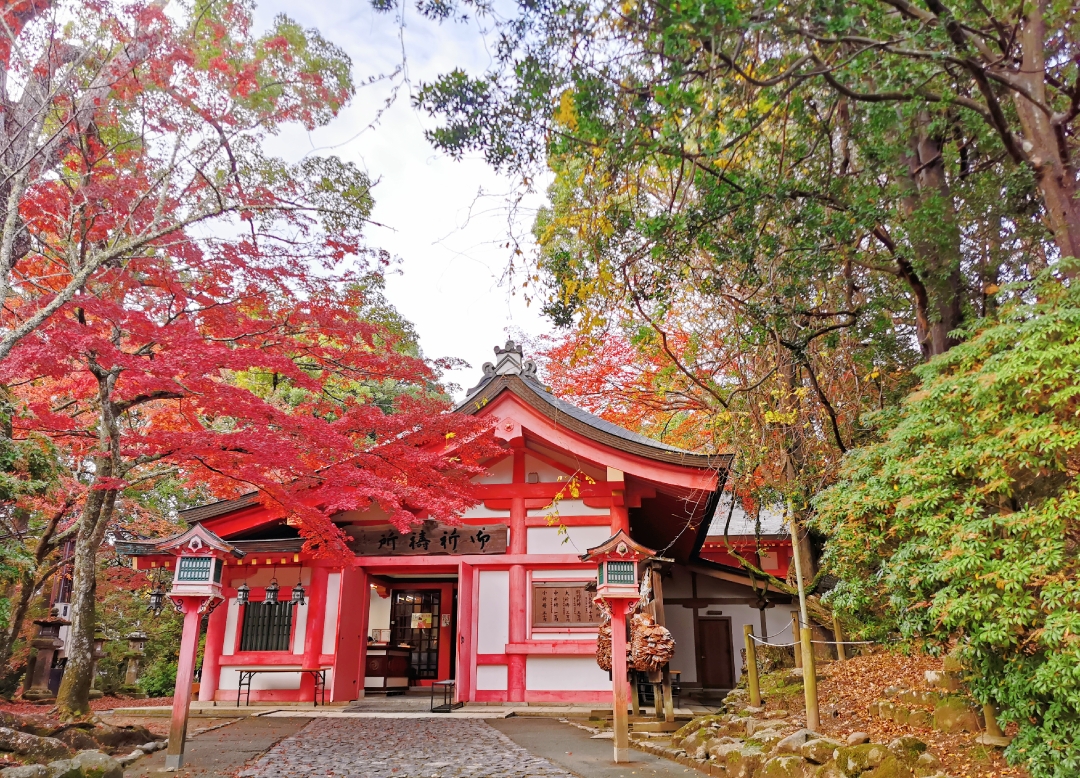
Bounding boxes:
[251,0,553,396]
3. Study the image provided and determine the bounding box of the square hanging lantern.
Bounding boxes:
[236,582,250,606]
[580,530,656,602]
[264,578,280,604]
[290,581,306,606]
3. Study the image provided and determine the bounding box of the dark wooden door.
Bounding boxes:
[390,590,441,680]
[696,617,735,689]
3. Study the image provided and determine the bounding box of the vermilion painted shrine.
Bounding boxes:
[119,341,796,706]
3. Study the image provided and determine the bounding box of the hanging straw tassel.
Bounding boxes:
[630,612,676,672]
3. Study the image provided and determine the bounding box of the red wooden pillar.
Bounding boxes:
[166,598,205,770]
[610,602,631,762]
[300,567,329,702]
[456,561,475,701]
[331,566,367,702]
[198,592,228,702]
[508,446,528,701]
[507,564,527,701]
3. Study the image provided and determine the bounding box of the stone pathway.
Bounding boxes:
[238,719,577,778]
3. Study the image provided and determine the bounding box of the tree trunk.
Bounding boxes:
[54,487,116,719]
[1013,0,1080,263]
[899,115,965,358]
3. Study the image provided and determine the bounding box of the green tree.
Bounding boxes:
[814,272,1080,778]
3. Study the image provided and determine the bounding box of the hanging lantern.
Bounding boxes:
[236,582,250,606]
[291,581,306,606]
[264,578,280,605]
[147,586,166,615]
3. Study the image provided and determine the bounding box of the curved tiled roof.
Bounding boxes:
[458,371,727,470]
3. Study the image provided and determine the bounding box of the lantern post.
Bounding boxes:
[143,524,243,770]
[582,530,656,764]
[23,609,69,701]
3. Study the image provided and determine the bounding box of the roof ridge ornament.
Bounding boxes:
[467,339,539,396]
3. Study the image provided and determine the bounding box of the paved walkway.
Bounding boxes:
[238,718,575,778]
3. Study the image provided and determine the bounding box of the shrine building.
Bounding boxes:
[119,341,795,705]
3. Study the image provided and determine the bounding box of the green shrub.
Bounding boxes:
[138,660,178,698]
[815,275,1080,778]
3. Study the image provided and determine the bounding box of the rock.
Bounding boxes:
[907,710,932,728]
[116,750,144,767]
[0,766,49,778]
[694,745,707,760]
[51,731,97,754]
[914,752,940,776]
[800,738,844,764]
[883,685,904,698]
[85,725,153,751]
[723,745,765,778]
[70,752,122,778]
[846,732,870,746]
[863,755,916,778]
[138,743,157,753]
[932,698,981,734]
[752,729,786,748]
[0,729,73,761]
[887,737,927,759]
[742,706,766,716]
[775,729,823,755]
[45,760,81,778]
[746,718,776,737]
[765,710,790,720]
[974,733,1012,748]
[877,702,895,720]
[757,755,809,778]
[707,741,744,761]
[834,743,889,777]
[923,671,945,688]
[673,715,731,745]
[890,706,910,725]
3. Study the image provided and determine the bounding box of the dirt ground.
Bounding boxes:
[754,649,1028,778]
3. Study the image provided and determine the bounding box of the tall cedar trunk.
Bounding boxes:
[1014,0,1080,263]
[900,115,965,358]
[55,369,120,719]
[0,570,41,670]
[776,343,817,583]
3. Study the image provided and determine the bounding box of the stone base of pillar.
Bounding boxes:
[165,753,184,770]
[614,748,631,763]
[21,688,56,701]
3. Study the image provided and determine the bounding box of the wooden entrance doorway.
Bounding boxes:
[696,617,735,690]
[387,585,457,684]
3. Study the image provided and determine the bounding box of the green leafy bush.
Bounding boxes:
[138,660,178,699]
[814,276,1080,778]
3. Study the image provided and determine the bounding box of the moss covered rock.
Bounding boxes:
[756,755,810,778]
[931,698,981,734]
[70,752,121,778]
[834,744,889,777]
[725,745,765,778]
[0,729,72,762]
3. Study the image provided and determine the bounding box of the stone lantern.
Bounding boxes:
[23,609,69,701]
[88,627,110,700]
[121,631,149,698]
[581,530,656,763]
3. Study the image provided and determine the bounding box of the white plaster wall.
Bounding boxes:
[322,572,341,654]
[522,454,566,482]
[476,570,510,654]
[664,603,696,683]
[220,667,301,690]
[527,499,609,517]
[460,504,511,519]
[526,525,611,555]
[222,598,239,656]
[526,657,611,691]
[368,590,391,632]
[475,456,513,484]
[476,665,508,691]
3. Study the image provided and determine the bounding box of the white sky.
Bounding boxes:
[252,1,553,396]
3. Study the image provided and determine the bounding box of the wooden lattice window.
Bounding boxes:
[238,602,294,652]
[532,583,603,627]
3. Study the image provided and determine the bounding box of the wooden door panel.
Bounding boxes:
[696,618,735,689]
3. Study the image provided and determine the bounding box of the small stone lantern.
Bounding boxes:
[23,609,69,701]
[88,627,110,700]
[581,530,656,764]
[122,631,149,698]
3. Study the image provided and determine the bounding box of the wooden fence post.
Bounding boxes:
[743,624,761,708]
